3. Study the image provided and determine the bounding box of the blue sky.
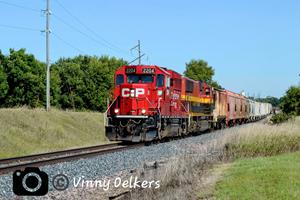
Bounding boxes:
[0,0,299,98]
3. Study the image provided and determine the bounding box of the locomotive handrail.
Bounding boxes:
[157,97,162,115]
[104,96,119,126]
[145,96,162,117]
[180,101,191,127]
[180,101,188,113]
[145,97,156,110]
[105,96,119,114]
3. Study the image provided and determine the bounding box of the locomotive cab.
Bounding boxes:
[105,65,169,142]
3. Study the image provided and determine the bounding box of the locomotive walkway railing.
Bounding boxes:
[104,96,119,126]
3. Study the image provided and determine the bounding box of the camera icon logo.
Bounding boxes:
[13,167,48,196]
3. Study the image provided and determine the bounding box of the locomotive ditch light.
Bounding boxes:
[141,109,146,114]
[114,108,119,114]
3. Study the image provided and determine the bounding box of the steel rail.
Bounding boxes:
[0,143,143,175]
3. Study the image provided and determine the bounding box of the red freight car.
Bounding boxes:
[213,90,249,128]
[225,90,248,126]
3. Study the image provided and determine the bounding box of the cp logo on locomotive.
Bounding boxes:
[121,88,145,97]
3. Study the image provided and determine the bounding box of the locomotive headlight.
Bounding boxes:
[157,90,163,96]
[141,109,146,114]
[114,108,119,114]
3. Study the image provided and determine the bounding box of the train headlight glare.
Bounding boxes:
[114,108,119,114]
[141,109,146,114]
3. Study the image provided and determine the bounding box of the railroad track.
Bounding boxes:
[0,143,143,175]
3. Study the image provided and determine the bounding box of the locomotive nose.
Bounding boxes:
[119,83,149,115]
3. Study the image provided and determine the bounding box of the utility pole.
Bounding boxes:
[129,40,145,65]
[44,0,51,111]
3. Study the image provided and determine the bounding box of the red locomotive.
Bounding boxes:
[105,65,272,142]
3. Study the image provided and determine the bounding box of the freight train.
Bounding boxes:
[105,65,272,142]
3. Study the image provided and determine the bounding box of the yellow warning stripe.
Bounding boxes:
[181,95,213,104]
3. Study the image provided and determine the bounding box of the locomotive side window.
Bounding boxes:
[199,81,203,92]
[186,79,194,93]
[127,74,154,83]
[116,74,124,86]
[157,74,164,87]
[172,78,182,90]
[205,88,210,96]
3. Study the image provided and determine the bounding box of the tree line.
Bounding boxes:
[0,49,224,112]
[248,96,280,107]
[2,48,293,114]
[0,49,127,111]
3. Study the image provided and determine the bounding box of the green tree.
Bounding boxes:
[254,96,280,107]
[210,80,223,90]
[50,66,61,107]
[0,51,8,102]
[52,55,127,111]
[280,86,300,115]
[3,49,46,107]
[184,59,222,89]
[54,61,85,109]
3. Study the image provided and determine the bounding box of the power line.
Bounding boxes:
[130,40,145,65]
[0,0,133,58]
[0,24,40,32]
[52,14,124,54]
[53,0,131,56]
[52,32,86,54]
[0,0,40,12]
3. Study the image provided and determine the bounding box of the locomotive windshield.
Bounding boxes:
[127,74,154,83]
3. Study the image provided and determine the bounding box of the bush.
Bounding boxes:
[270,113,292,124]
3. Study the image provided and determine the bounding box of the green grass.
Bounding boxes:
[0,108,108,158]
[224,117,300,158]
[215,152,300,200]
